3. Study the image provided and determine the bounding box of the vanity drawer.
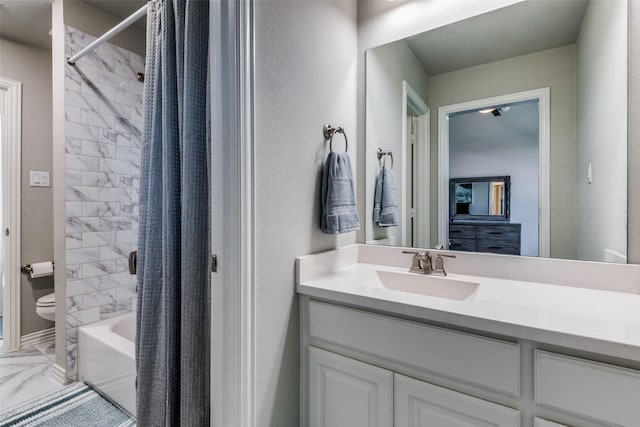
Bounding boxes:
[449,224,476,239]
[534,350,640,426]
[309,301,520,396]
[449,238,476,252]
[477,225,520,242]
[476,242,520,255]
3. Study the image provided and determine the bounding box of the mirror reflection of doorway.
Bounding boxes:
[439,89,550,258]
[403,81,429,249]
[449,101,538,256]
[491,182,504,216]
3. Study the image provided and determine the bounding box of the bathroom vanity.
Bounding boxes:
[297,245,640,427]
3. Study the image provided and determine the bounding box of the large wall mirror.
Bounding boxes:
[365,0,629,263]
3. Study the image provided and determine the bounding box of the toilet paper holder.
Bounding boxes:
[21,262,55,274]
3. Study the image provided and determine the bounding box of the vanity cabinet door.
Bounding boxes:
[395,374,520,427]
[534,417,570,427]
[309,346,393,427]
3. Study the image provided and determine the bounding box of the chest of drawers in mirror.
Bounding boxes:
[449,223,522,255]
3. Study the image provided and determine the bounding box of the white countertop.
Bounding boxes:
[297,246,640,362]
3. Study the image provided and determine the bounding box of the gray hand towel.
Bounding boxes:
[373,166,399,227]
[321,152,360,234]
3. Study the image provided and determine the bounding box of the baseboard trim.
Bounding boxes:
[52,363,68,385]
[20,327,55,348]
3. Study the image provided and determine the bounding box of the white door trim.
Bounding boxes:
[416,112,430,249]
[437,87,550,257]
[210,0,255,426]
[1,76,22,351]
[402,81,429,248]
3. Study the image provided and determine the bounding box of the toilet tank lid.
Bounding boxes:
[38,293,55,305]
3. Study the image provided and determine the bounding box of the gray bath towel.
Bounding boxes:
[373,166,399,227]
[321,152,360,234]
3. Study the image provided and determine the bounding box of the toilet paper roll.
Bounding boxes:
[30,261,54,279]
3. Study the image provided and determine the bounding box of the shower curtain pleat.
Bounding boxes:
[135,1,210,425]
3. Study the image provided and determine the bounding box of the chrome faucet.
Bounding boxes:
[402,250,433,274]
[402,250,456,276]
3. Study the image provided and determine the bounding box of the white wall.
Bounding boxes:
[365,40,428,245]
[576,0,627,263]
[254,1,357,425]
[449,104,539,256]
[630,0,640,264]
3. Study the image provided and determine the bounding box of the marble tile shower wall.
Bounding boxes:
[64,26,144,380]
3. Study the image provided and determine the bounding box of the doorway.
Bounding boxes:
[438,88,550,257]
[1,76,23,351]
[402,81,430,248]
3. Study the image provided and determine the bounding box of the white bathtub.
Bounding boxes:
[78,312,136,416]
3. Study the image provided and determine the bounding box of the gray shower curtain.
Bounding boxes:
[136,0,210,425]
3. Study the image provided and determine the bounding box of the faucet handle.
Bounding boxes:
[402,250,430,273]
[432,253,455,276]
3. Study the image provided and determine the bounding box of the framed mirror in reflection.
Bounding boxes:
[450,176,510,222]
[364,0,628,263]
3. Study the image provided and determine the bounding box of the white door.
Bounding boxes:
[309,346,393,427]
[395,374,520,427]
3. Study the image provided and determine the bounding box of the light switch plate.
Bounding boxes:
[30,171,50,187]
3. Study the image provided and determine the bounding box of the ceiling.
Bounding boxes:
[406,0,589,76]
[85,0,146,30]
[0,1,53,50]
[449,101,540,152]
[0,0,145,51]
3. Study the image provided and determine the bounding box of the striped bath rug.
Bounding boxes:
[0,383,135,427]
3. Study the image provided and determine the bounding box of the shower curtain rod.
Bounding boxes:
[67,4,147,65]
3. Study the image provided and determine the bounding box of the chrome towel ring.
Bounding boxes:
[323,123,348,152]
[377,148,393,169]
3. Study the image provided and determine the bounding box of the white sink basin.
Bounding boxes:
[376,270,479,301]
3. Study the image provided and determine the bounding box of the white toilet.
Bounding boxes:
[36,293,56,321]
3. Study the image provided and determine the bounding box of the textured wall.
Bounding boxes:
[630,0,640,263]
[64,26,143,380]
[254,1,358,424]
[0,38,55,336]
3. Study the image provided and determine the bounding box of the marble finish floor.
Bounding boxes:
[0,340,65,412]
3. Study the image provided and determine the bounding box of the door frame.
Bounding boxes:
[0,76,22,351]
[437,87,550,257]
[401,81,430,248]
[210,0,255,426]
